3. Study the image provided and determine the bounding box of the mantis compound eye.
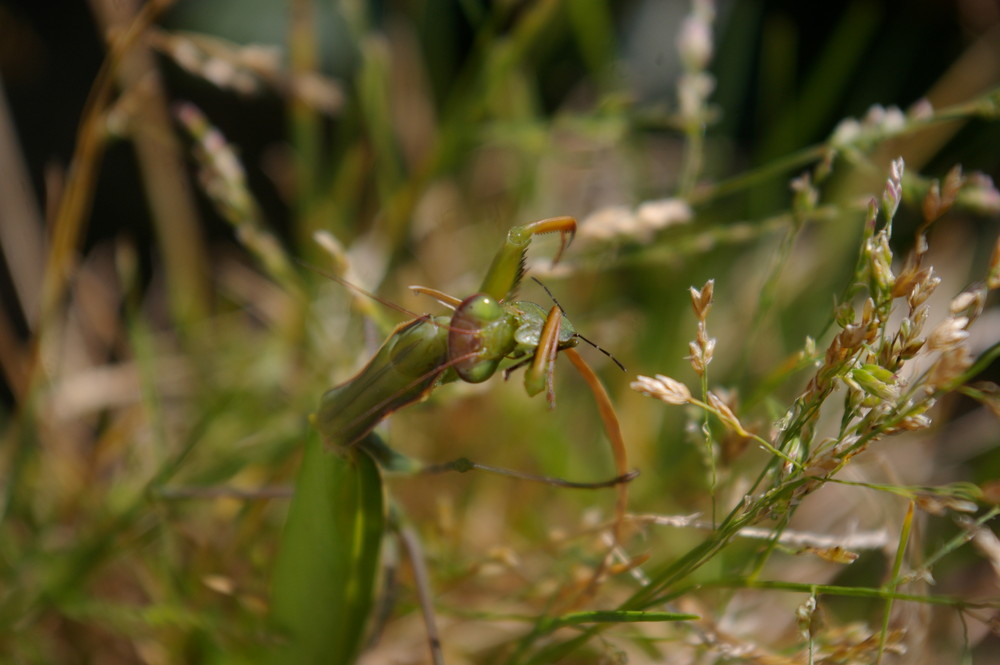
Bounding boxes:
[449,294,514,383]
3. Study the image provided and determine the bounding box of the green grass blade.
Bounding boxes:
[878,500,914,664]
[268,431,385,664]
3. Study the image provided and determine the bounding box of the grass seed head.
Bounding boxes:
[631,374,692,405]
[689,280,715,319]
[949,285,986,322]
[927,316,970,352]
[927,345,973,390]
[990,234,1000,290]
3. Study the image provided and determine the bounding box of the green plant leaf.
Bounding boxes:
[268,431,385,665]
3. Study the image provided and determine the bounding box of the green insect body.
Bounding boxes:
[314,216,582,452]
[511,300,578,348]
[509,299,579,397]
[314,315,451,449]
[270,216,629,664]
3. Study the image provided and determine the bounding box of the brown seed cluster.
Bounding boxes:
[632,156,999,489]
[688,280,715,376]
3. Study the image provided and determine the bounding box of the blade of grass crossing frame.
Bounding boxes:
[877,500,914,664]
[268,430,385,664]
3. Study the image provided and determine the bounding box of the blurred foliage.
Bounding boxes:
[0,0,999,663]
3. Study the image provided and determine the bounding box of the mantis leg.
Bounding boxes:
[417,456,637,488]
[523,305,563,407]
[563,348,630,548]
[479,216,576,302]
[408,285,462,309]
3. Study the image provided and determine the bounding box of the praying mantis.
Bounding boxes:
[268,217,634,664]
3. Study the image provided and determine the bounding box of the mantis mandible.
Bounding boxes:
[269,217,633,664]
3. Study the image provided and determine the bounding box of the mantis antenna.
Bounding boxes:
[530,276,627,372]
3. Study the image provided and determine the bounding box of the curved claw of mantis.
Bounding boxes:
[271,217,632,662]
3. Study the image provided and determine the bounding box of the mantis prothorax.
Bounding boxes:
[270,217,634,664]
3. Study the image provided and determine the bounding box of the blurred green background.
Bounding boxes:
[1,0,998,662]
